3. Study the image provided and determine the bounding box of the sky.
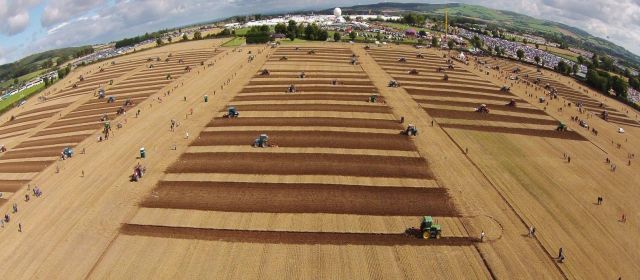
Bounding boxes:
[1,0,640,64]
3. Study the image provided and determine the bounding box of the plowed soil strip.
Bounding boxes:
[441,123,587,141]
[227,104,391,113]
[192,131,415,151]
[255,74,368,79]
[48,116,105,128]
[15,134,89,148]
[120,224,473,246]
[407,89,525,103]
[143,181,458,216]
[0,161,53,173]
[208,117,401,129]
[248,80,372,86]
[0,180,29,192]
[241,85,377,94]
[425,108,557,125]
[233,94,382,102]
[2,146,68,159]
[168,153,431,178]
[421,100,546,115]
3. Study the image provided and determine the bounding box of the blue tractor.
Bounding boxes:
[224,106,239,118]
[62,147,74,159]
[253,134,269,148]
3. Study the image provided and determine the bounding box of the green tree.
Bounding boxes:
[535,43,539,49]
[182,34,189,41]
[156,38,163,46]
[376,32,383,42]
[629,77,640,90]
[494,46,501,56]
[572,63,579,75]
[168,36,172,43]
[431,36,439,48]
[333,32,341,42]
[447,39,454,50]
[516,49,524,60]
[611,76,628,99]
[592,54,600,68]
[193,31,202,40]
[577,55,584,65]
[274,23,287,34]
[259,25,270,33]
[254,14,262,20]
[349,31,357,41]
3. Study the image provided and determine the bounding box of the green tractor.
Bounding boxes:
[556,122,567,131]
[420,216,442,239]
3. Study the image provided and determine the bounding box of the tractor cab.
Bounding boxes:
[506,99,517,107]
[420,216,442,239]
[500,85,510,92]
[398,57,407,63]
[601,110,609,121]
[260,69,270,76]
[107,96,115,103]
[225,106,239,118]
[254,134,269,148]
[388,80,400,88]
[299,72,306,79]
[538,97,546,103]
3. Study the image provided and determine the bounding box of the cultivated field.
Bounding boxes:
[0,41,637,280]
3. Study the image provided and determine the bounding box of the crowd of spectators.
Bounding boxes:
[458,28,586,73]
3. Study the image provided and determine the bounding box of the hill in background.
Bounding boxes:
[327,2,640,67]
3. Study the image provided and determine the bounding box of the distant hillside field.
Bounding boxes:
[332,3,640,67]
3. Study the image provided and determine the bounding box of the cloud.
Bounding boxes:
[41,0,107,27]
[0,0,41,35]
[5,0,640,63]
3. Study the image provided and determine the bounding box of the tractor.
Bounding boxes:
[416,53,424,59]
[98,88,105,99]
[62,147,74,159]
[260,69,270,76]
[401,124,418,136]
[369,95,378,103]
[224,106,239,118]
[506,99,517,107]
[475,104,489,113]
[556,122,568,131]
[253,134,269,148]
[443,74,449,81]
[500,85,510,92]
[420,216,442,239]
[107,96,115,103]
[409,69,419,75]
[299,72,306,79]
[287,84,296,93]
[388,80,400,88]
[398,57,407,63]
[601,110,609,121]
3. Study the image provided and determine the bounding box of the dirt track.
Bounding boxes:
[142,181,458,216]
[192,131,415,150]
[208,117,401,129]
[120,224,473,246]
[168,152,432,178]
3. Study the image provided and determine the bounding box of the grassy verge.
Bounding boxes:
[0,83,46,114]
[222,37,246,47]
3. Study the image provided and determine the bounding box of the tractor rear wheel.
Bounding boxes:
[422,231,430,239]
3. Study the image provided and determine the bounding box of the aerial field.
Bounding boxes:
[0,40,636,279]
